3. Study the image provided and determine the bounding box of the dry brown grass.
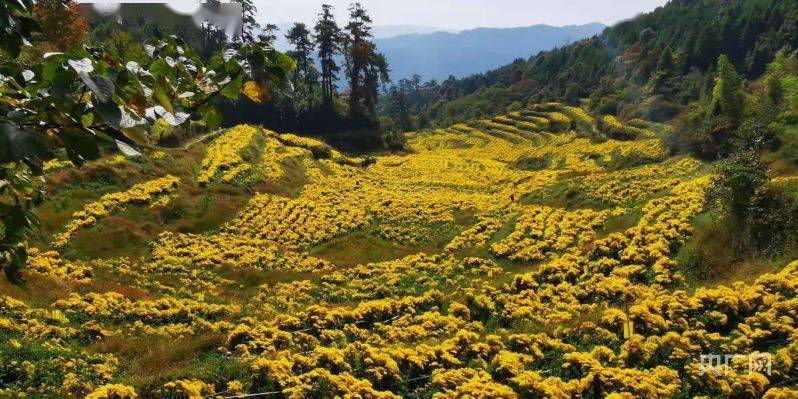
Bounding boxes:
[0,273,75,304]
[83,276,154,301]
[769,158,798,176]
[69,215,158,259]
[91,332,227,381]
[312,230,442,268]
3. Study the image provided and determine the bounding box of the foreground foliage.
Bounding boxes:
[0,14,294,281]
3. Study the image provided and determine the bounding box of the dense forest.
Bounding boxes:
[384,0,798,129]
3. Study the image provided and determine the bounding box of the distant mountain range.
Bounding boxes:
[415,0,798,128]
[271,23,458,53]
[272,22,605,83]
[79,4,605,87]
[375,23,606,82]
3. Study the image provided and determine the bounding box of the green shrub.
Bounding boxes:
[382,130,408,151]
[747,185,798,254]
[706,151,769,219]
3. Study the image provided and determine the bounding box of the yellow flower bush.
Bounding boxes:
[764,388,798,399]
[772,175,798,186]
[277,133,330,154]
[558,105,595,127]
[508,112,549,132]
[197,124,263,184]
[445,216,505,253]
[7,104,798,399]
[150,231,335,273]
[161,380,214,399]
[491,206,623,262]
[26,248,93,283]
[51,291,240,339]
[546,112,572,132]
[581,157,702,204]
[52,175,180,249]
[518,132,665,173]
[431,369,517,398]
[602,115,655,139]
[85,384,137,399]
[43,158,75,173]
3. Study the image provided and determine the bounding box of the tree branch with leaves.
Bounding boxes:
[0,0,295,282]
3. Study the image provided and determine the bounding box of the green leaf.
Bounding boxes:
[0,122,49,163]
[116,140,143,157]
[62,128,100,166]
[120,111,144,129]
[246,51,265,70]
[50,69,77,99]
[154,77,174,114]
[42,60,62,81]
[94,101,122,129]
[208,53,224,70]
[5,245,29,284]
[148,59,173,80]
[269,49,297,73]
[200,104,222,132]
[80,113,94,127]
[68,58,94,74]
[148,106,188,126]
[162,111,189,126]
[120,127,149,146]
[224,59,241,74]
[1,34,22,59]
[220,73,243,101]
[80,73,115,103]
[0,124,14,162]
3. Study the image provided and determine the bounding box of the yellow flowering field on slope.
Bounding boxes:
[2,106,798,399]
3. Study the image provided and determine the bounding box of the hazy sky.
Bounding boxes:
[260,0,670,30]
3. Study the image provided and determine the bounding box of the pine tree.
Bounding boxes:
[258,23,279,43]
[388,81,413,132]
[343,3,388,121]
[233,0,259,43]
[286,23,318,111]
[711,54,744,121]
[344,3,373,119]
[657,47,674,74]
[314,4,342,109]
[363,52,390,118]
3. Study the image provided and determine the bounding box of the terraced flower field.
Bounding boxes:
[2,106,797,399]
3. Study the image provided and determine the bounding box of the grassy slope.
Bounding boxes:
[3,109,798,397]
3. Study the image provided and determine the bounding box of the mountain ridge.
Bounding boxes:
[271,23,460,52]
[375,22,606,81]
[408,0,798,127]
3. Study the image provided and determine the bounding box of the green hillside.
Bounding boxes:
[404,0,798,128]
[3,1,798,398]
[3,93,798,397]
